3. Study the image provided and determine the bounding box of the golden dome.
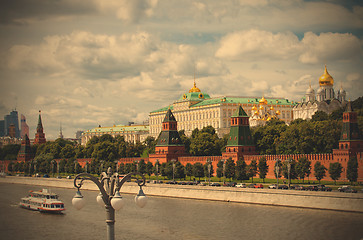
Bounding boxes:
[319,65,334,86]
[276,110,281,115]
[252,105,257,110]
[259,96,268,105]
[259,105,264,110]
[189,81,201,93]
[270,106,274,110]
[254,111,259,115]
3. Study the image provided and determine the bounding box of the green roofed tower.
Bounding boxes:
[149,108,188,164]
[222,105,257,161]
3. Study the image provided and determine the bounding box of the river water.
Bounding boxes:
[0,183,362,240]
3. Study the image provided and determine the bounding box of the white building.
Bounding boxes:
[293,65,347,120]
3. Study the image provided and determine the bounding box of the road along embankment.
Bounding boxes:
[1,176,362,213]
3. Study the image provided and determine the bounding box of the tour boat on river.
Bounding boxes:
[19,189,65,213]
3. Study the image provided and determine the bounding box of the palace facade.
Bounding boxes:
[149,81,295,138]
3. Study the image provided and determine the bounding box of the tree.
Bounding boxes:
[235,158,248,182]
[329,162,343,184]
[178,130,191,154]
[258,157,269,183]
[311,111,329,121]
[143,136,156,155]
[204,162,214,180]
[314,161,327,183]
[224,158,235,181]
[346,156,358,184]
[185,163,193,180]
[175,161,186,180]
[295,157,311,183]
[282,159,298,180]
[247,160,258,183]
[193,162,204,181]
[216,160,224,180]
[137,159,147,175]
[145,161,153,178]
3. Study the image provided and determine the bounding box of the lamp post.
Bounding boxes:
[155,159,159,183]
[171,159,176,182]
[274,159,280,189]
[51,160,56,177]
[222,159,226,185]
[286,159,292,189]
[207,158,212,186]
[72,167,147,240]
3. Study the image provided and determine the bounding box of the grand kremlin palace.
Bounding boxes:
[149,81,295,138]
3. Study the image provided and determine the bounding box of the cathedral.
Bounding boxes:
[293,65,347,120]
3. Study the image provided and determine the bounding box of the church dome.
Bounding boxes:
[338,86,346,95]
[305,85,315,95]
[317,87,324,95]
[319,65,334,86]
[189,81,201,93]
[259,96,268,105]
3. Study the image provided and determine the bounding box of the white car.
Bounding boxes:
[236,183,246,188]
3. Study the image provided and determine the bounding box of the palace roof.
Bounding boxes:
[84,125,149,134]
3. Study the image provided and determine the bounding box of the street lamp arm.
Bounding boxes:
[115,172,146,192]
[74,173,110,204]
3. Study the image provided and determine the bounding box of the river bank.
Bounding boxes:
[1,176,362,213]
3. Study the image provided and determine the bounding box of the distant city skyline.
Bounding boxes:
[1,0,362,139]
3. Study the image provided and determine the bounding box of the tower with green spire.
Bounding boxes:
[149,108,187,163]
[222,105,256,160]
[17,134,33,162]
[34,110,46,144]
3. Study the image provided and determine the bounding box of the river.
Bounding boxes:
[0,183,362,240]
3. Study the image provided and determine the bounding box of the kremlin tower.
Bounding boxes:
[34,111,46,144]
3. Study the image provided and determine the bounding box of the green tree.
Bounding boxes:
[60,144,75,159]
[193,162,204,181]
[145,161,153,178]
[258,157,269,182]
[311,111,329,121]
[314,161,327,183]
[143,136,156,155]
[295,157,311,183]
[185,163,193,180]
[224,158,235,181]
[137,159,147,175]
[175,161,186,180]
[204,162,214,180]
[329,162,343,184]
[282,159,298,180]
[178,130,191,154]
[346,156,358,184]
[247,160,258,183]
[235,158,248,182]
[216,160,224,180]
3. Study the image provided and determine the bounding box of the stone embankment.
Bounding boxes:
[1,176,362,213]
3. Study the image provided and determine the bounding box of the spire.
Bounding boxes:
[346,100,352,112]
[232,105,248,117]
[37,110,43,131]
[59,122,64,139]
[163,108,176,122]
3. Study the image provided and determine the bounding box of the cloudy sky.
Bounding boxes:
[0,0,362,139]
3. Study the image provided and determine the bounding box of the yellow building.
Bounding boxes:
[149,82,295,138]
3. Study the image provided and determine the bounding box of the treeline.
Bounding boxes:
[1,97,362,161]
[7,155,359,184]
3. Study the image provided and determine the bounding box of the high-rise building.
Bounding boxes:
[4,110,20,138]
[20,114,29,139]
[0,120,4,137]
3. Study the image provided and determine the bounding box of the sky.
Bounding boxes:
[0,0,362,140]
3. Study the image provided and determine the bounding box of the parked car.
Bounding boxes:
[254,184,264,188]
[236,183,246,188]
[317,185,332,191]
[294,185,306,190]
[43,174,49,178]
[211,183,221,187]
[268,184,277,189]
[278,185,288,190]
[248,184,256,188]
[224,182,237,187]
[56,176,62,179]
[66,175,72,179]
[338,186,357,193]
[307,185,318,191]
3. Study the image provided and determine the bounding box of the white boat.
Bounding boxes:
[19,189,65,213]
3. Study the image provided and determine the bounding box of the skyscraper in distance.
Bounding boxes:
[20,114,29,139]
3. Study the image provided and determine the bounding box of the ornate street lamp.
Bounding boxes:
[285,159,293,189]
[72,167,147,240]
[171,159,177,182]
[274,159,280,189]
[207,158,212,186]
[155,159,159,183]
